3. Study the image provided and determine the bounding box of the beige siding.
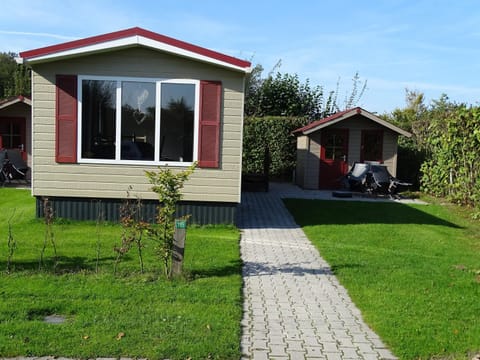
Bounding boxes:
[295,136,307,187]
[303,133,321,189]
[31,47,245,203]
[383,132,398,176]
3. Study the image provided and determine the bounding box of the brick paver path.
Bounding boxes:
[238,189,397,360]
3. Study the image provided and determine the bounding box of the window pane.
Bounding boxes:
[121,81,156,161]
[0,123,11,148]
[82,80,116,159]
[363,131,382,161]
[325,134,344,160]
[160,83,195,162]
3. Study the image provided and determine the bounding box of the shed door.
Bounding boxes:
[0,117,27,160]
[319,129,349,189]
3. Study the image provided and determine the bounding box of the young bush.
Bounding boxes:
[114,191,148,275]
[145,163,196,278]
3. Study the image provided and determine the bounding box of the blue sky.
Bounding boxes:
[1,0,479,114]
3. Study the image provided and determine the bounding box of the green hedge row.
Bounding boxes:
[242,116,307,179]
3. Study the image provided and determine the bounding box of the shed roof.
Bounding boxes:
[18,27,252,73]
[292,107,411,137]
[0,95,31,110]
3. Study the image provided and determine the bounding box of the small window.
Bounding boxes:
[324,132,346,160]
[361,130,383,162]
[79,76,199,165]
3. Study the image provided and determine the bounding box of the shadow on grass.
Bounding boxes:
[188,260,242,278]
[283,199,462,228]
[0,255,118,274]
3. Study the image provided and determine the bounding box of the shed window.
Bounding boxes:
[361,130,383,162]
[78,76,199,165]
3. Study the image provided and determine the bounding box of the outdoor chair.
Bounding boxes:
[0,149,7,185]
[4,149,29,183]
[368,164,412,197]
[342,162,370,191]
[341,162,411,197]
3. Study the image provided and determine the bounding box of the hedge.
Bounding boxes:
[242,116,307,180]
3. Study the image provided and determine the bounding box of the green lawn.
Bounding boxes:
[284,199,480,360]
[0,188,242,359]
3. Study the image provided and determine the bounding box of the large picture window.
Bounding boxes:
[79,76,199,165]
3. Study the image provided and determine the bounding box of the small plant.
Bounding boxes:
[39,197,58,272]
[114,188,148,275]
[95,200,104,274]
[6,209,18,274]
[145,163,196,278]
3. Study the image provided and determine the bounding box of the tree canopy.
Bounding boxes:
[0,52,31,98]
[244,63,366,120]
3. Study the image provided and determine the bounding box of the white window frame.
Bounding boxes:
[77,75,200,166]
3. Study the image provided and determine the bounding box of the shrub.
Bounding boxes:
[242,116,307,180]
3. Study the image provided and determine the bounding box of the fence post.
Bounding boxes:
[172,219,186,276]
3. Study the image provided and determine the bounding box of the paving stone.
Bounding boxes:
[357,342,378,353]
[289,351,308,360]
[252,339,268,350]
[268,335,285,345]
[305,346,324,357]
[251,350,269,360]
[342,347,361,358]
[322,342,340,353]
[360,353,381,360]
[303,335,321,346]
[325,353,343,360]
[269,344,287,357]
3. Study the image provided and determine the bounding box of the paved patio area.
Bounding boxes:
[238,183,400,359]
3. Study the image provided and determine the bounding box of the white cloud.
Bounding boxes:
[0,30,77,41]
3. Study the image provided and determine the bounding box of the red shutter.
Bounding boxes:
[198,80,222,168]
[55,75,77,163]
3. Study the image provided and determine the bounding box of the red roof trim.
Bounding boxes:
[292,106,412,137]
[0,95,32,108]
[19,27,251,69]
[293,107,360,134]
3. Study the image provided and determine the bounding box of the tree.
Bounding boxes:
[0,52,17,97]
[420,103,480,209]
[0,52,31,97]
[383,89,429,188]
[244,63,367,121]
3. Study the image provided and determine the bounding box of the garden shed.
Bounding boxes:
[0,95,31,168]
[293,107,411,189]
[17,27,251,224]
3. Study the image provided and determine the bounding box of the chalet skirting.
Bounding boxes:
[35,196,238,225]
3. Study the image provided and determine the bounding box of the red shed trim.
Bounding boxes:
[0,95,31,109]
[292,107,411,137]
